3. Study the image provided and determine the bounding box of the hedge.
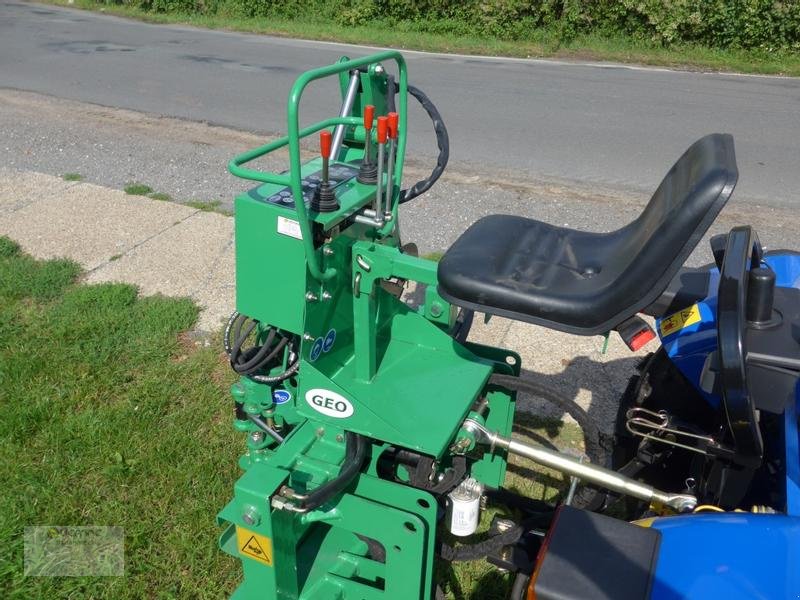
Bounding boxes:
[111,0,800,51]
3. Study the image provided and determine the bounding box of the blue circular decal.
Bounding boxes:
[310,337,324,361]
[322,328,337,353]
[272,390,292,405]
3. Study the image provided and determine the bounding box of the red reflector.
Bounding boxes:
[629,329,656,351]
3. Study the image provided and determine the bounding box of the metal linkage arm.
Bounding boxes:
[463,419,697,512]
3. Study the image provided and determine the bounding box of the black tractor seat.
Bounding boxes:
[437,133,738,335]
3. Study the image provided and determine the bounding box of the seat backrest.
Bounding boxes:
[608,133,738,314]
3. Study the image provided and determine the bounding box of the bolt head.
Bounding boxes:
[374,64,385,75]
[322,246,334,256]
[335,434,344,443]
[242,505,261,526]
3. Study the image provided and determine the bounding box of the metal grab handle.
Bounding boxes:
[229,51,408,282]
[229,116,362,186]
[287,51,408,282]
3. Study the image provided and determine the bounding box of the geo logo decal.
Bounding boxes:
[305,388,354,419]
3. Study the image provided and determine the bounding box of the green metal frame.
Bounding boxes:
[220,51,518,600]
[229,51,408,282]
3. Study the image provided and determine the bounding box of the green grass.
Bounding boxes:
[62,173,84,182]
[185,199,222,212]
[120,186,232,216]
[186,200,233,216]
[123,182,153,196]
[45,0,800,76]
[0,237,240,599]
[0,237,583,599]
[148,192,172,202]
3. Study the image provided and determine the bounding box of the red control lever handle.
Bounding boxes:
[388,112,399,140]
[377,116,388,144]
[320,130,332,159]
[363,105,375,130]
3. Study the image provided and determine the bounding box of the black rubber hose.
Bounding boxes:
[224,311,299,382]
[489,373,608,509]
[232,328,277,374]
[399,84,449,204]
[301,432,367,511]
[438,513,551,562]
[510,573,531,600]
[386,75,449,205]
[489,374,605,466]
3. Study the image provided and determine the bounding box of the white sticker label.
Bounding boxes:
[276,216,302,240]
[305,389,354,419]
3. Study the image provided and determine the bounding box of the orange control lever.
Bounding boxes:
[377,116,388,144]
[387,112,399,140]
[363,105,375,130]
[320,130,332,159]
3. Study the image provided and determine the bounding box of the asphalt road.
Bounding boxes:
[2,0,799,208]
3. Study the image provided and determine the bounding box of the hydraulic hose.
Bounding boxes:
[489,373,608,509]
[386,75,450,204]
[438,513,551,562]
[297,432,367,512]
[224,311,299,384]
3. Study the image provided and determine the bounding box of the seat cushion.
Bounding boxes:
[438,215,624,333]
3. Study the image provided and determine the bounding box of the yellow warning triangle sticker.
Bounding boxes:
[235,526,273,566]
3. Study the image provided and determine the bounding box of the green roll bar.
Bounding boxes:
[228,51,408,282]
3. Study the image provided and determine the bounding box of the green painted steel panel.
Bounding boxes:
[234,193,307,333]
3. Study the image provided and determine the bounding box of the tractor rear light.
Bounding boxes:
[526,505,660,600]
[526,506,563,600]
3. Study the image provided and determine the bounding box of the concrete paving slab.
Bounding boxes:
[88,210,235,330]
[0,175,197,270]
[192,231,236,332]
[0,168,76,215]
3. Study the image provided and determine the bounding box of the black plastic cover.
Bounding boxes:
[747,285,800,414]
[533,506,660,600]
[437,134,738,335]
